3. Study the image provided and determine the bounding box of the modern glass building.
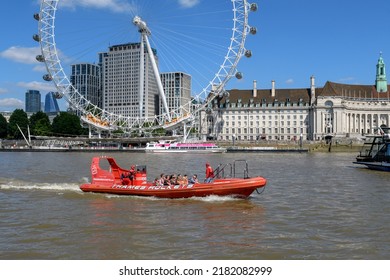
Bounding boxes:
[70,63,101,114]
[25,90,41,113]
[44,92,60,114]
[160,72,192,118]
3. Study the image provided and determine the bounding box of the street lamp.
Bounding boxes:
[299,133,303,149]
[233,134,236,147]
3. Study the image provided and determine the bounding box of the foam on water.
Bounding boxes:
[0,178,83,193]
[100,192,243,202]
[189,195,243,202]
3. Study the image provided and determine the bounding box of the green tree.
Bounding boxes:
[30,111,52,136]
[0,113,8,138]
[52,112,84,136]
[8,109,29,139]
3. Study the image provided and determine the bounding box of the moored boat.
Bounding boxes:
[353,127,390,171]
[80,156,267,198]
[144,140,227,153]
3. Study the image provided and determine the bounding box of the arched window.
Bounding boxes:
[324,100,333,107]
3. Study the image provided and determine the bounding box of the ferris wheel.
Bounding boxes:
[34,0,258,133]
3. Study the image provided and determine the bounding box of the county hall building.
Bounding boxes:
[201,54,390,142]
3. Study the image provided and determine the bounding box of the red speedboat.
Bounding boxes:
[80,156,267,199]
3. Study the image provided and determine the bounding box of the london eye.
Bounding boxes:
[34,0,258,135]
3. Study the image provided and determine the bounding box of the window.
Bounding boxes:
[325,100,333,107]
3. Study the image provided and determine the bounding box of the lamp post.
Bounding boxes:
[233,134,236,147]
[299,133,303,149]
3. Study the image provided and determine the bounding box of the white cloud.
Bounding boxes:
[178,0,200,8]
[285,78,294,84]
[60,0,137,13]
[0,88,8,94]
[0,46,41,65]
[0,98,23,109]
[1,46,72,69]
[17,81,56,93]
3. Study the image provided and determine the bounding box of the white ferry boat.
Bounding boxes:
[144,140,226,153]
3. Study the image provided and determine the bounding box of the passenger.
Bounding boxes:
[121,171,130,185]
[164,175,172,186]
[170,174,177,185]
[159,173,165,186]
[189,174,198,184]
[205,162,214,183]
[183,174,189,185]
[128,165,136,185]
[177,174,185,186]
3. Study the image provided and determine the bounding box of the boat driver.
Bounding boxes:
[205,162,214,183]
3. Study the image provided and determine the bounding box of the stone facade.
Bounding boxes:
[202,55,390,142]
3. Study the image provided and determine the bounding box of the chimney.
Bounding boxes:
[310,76,316,105]
[271,80,276,97]
[253,80,257,98]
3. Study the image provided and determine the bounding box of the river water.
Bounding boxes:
[0,151,389,260]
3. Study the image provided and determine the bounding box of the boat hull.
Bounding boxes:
[80,177,266,199]
[144,148,226,153]
[144,141,227,153]
[353,130,390,172]
[353,161,390,172]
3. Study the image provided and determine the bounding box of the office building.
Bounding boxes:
[160,72,191,117]
[70,63,101,113]
[44,92,60,114]
[25,90,41,113]
[99,43,158,119]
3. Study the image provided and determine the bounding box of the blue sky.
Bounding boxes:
[0,0,389,111]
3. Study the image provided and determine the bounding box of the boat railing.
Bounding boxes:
[233,160,249,178]
[358,146,374,157]
[213,160,249,179]
[213,163,232,179]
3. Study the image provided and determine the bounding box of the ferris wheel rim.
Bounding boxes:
[37,0,252,131]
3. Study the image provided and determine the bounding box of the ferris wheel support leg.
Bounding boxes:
[143,34,171,122]
[88,125,92,139]
[183,122,188,143]
[139,35,145,118]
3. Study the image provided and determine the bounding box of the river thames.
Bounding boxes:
[0,151,389,259]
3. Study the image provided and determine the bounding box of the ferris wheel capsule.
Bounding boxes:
[245,50,252,58]
[33,34,41,42]
[54,92,63,99]
[250,3,258,12]
[250,27,257,35]
[36,55,45,62]
[235,72,243,79]
[33,13,40,21]
[43,74,52,81]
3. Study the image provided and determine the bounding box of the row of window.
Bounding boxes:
[224,121,306,127]
[226,127,305,134]
[224,114,305,120]
[222,133,305,141]
[224,109,306,114]
[223,103,308,109]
